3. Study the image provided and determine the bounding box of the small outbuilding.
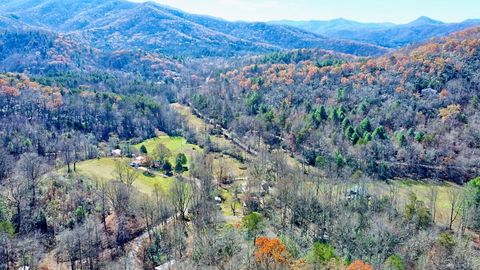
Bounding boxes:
[112,149,122,157]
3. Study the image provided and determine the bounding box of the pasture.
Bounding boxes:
[73,157,175,194]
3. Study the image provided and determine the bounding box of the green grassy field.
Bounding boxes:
[74,157,175,194]
[135,135,201,168]
[74,134,202,194]
[77,132,201,194]
[74,130,250,198]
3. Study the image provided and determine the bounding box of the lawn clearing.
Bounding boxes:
[170,103,206,132]
[135,135,201,168]
[171,103,254,161]
[74,157,175,194]
[211,153,247,179]
[219,188,243,225]
[372,179,462,227]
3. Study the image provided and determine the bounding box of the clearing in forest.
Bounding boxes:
[74,157,175,194]
[134,135,202,168]
[373,179,462,227]
[74,135,200,194]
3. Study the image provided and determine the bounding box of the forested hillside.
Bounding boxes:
[186,28,480,182]
[273,16,480,48]
[0,0,388,57]
[0,29,185,81]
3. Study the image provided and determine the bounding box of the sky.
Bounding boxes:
[130,0,480,24]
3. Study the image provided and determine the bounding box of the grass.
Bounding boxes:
[74,131,248,197]
[170,103,250,179]
[211,153,247,179]
[170,103,206,132]
[372,179,462,227]
[135,135,201,168]
[74,157,175,194]
[219,188,243,224]
[75,134,203,195]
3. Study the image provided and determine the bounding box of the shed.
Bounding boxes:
[112,149,122,157]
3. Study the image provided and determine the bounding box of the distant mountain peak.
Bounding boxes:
[330,18,352,23]
[407,16,444,26]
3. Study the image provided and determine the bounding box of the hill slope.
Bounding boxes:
[270,18,394,35]
[0,29,183,81]
[185,28,480,182]
[273,16,480,48]
[0,0,388,57]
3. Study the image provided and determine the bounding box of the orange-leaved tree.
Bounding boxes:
[347,259,373,270]
[255,237,291,269]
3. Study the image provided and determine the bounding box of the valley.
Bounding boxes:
[59,101,467,268]
[0,0,480,269]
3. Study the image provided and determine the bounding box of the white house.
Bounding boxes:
[112,149,122,157]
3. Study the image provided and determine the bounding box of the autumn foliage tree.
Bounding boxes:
[439,104,461,123]
[347,260,373,270]
[255,237,291,269]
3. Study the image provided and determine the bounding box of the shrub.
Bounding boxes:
[395,130,406,146]
[140,144,148,154]
[0,220,15,236]
[438,232,456,250]
[385,255,405,270]
[309,242,338,265]
[414,131,425,142]
[242,212,264,238]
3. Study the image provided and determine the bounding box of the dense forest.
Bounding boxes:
[0,0,480,269]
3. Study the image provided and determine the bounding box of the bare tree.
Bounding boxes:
[458,185,477,235]
[17,153,47,208]
[14,236,44,270]
[5,176,28,232]
[231,183,242,217]
[94,177,109,231]
[57,218,103,269]
[60,135,74,173]
[215,158,227,187]
[72,133,85,172]
[107,181,131,216]
[276,171,300,231]
[0,148,13,183]
[190,154,217,229]
[138,196,156,242]
[429,185,439,224]
[153,184,173,227]
[171,178,193,222]
[113,159,139,187]
[447,188,461,230]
